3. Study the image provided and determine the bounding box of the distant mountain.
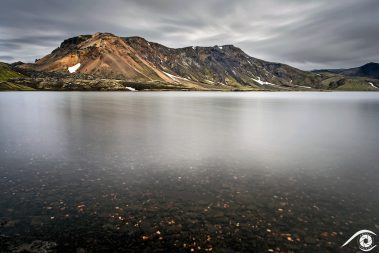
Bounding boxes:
[1,32,377,91]
[314,62,379,80]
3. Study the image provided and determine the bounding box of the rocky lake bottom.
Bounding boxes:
[0,92,378,252]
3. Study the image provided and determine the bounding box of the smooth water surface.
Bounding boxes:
[0,92,378,252]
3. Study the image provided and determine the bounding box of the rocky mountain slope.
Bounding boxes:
[18,32,321,90]
[314,62,379,80]
[1,32,378,91]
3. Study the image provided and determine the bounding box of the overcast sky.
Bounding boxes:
[1,0,378,70]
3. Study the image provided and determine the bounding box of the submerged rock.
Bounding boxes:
[11,240,57,253]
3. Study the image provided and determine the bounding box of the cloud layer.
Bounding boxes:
[1,0,378,70]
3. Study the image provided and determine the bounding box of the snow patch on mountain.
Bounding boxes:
[252,77,275,86]
[163,71,189,82]
[297,85,312,89]
[368,82,377,88]
[68,63,81,73]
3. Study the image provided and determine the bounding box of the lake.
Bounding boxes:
[0,92,378,252]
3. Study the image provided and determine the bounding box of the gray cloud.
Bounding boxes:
[1,0,378,70]
[0,56,15,61]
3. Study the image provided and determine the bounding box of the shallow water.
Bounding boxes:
[0,92,378,252]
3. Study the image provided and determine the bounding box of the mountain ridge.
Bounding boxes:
[1,32,378,91]
[19,32,324,90]
[313,62,379,80]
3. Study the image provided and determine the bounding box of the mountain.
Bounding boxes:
[2,32,378,91]
[0,62,23,82]
[314,62,379,80]
[0,63,34,90]
[18,32,324,90]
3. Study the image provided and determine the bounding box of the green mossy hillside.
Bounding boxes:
[0,63,23,82]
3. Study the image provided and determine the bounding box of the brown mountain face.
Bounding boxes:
[19,33,314,89]
[23,33,169,82]
[18,32,379,90]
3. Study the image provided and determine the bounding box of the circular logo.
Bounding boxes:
[358,233,374,251]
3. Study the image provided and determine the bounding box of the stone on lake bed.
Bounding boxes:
[11,240,57,253]
[30,216,50,226]
[1,219,18,228]
[102,223,119,231]
[210,210,224,218]
[304,237,318,244]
